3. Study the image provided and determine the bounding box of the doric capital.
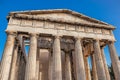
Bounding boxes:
[63,49,72,53]
[108,40,115,44]
[55,36,60,39]
[29,33,39,37]
[74,37,83,41]
[6,30,17,36]
[93,38,100,42]
[53,35,62,39]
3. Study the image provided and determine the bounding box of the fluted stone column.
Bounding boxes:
[36,60,39,80]
[0,31,16,80]
[25,33,37,80]
[9,44,18,80]
[91,54,98,80]
[52,36,62,80]
[74,38,86,80]
[65,52,72,80]
[36,41,40,80]
[61,51,65,80]
[108,41,120,80]
[93,40,106,80]
[48,50,53,80]
[84,46,91,80]
[101,47,111,80]
[84,56,91,80]
[72,51,76,80]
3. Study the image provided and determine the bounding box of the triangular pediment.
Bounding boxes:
[9,9,115,29]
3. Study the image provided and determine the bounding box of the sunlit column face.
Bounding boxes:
[0,32,16,80]
[24,34,37,80]
[108,42,120,80]
[93,40,106,80]
[2,9,117,80]
[74,38,86,80]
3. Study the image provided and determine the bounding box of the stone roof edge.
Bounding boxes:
[10,13,114,30]
[7,9,116,30]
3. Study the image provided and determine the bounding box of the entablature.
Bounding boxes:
[7,17,115,41]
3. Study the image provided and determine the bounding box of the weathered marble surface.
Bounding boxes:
[1,9,120,80]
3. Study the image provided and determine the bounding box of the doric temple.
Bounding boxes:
[0,9,120,80]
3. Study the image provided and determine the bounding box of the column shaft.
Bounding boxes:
[36,60,39,80]
[48,50,53,80]
[9,45,18,80]
[93,40,106,80]
[36,42,40,80]
[65,52,72,80]
[101,47,111,80]
[84,46,91,80]
[52,36,62,80]
[75,38,86,80]
[84,57,91,80]
[25,33,37,80]
[72,51,76,80]
[61,51,65,80]
[108,42,120,80]
[0,32,15,80]
[91,54,98,80]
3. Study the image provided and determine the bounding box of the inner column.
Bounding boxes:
[64,51,72,80]
[39,49,49,80]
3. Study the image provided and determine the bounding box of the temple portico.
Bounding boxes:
[0,9,120,80]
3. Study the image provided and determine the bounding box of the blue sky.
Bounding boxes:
[0,0,120,65]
